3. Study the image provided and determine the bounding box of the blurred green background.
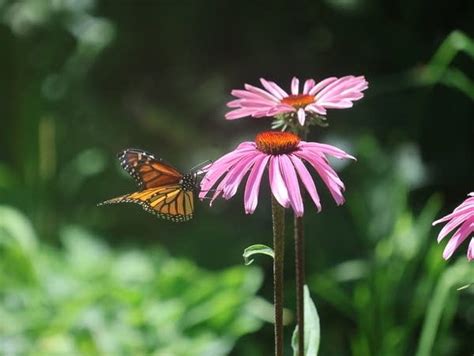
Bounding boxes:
[1,0,473,355]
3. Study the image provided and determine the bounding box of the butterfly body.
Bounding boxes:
[99,149,197,222]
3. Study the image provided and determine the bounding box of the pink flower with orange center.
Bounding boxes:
[199,131,355,216]
[226,76,368,125]
[433,192,474,261]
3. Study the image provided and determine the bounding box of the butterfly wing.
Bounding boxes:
[99,185,194,222]
[118,148,183,190]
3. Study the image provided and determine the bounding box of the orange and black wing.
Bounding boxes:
[98,185,194,222]
[118,148,183,190]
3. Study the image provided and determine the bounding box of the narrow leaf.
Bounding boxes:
[292,285,320,356]
[457,284,471,291]
[242,244,274,266]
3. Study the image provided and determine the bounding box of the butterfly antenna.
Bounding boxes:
[190,160,213,174]
[199,188,217,193]
[199,196,215,200]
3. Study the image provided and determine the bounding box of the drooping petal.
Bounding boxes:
[300,142,356,160]
[223,154,262,199]
[297,108,306,125]
[202,145,255,181]
[295,150,345,205]
[200,146,256,199]
[267,105,295,116]
[279,155,304,216]
[433,192,474,261]
[268,156,290,208]
[298,148,346,189]
[305,104,327,115]
[433,205,474,225]
[468,238,474,261]
[442,219,474,260]
[209,152,258,204]
[436,212,474,242]
[244,155,270,214]
[291,77,300,95]
[290,154,321,212]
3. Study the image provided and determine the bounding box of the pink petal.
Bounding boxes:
[244,83,280,102]
[231,89,274,101]
[210,153,257,203]
[200,146,256,199]
[269,156,290,208]
[314,76,353,99]
[436,212,474,242]
[290,154,321,212]
[297,148,348,189]
[300,142,356,160]
[226,108,262,120]
[315,76,368,109]
[308,77,338,96]
[227,99,244,108]
[468,238,474,261]
[260,78,288,99]
[433,205,474,225]
[223,154,262,199]
[305,104,327,115]
[319,101,354,109]
[291,77,300,95]
[244,155,270,214]
[279,155,304,217]
[295,150,346,205]
[453,197,474,212]
[267,105,295,116]
[235,98,277,108]
[297,108,306,125]
[303,79,315,94]
[442,219,474,260]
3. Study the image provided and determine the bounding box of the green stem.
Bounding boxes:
[294,215,305,355]
[271,195,285,356]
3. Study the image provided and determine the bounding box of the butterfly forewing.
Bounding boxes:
[118,149,182,190]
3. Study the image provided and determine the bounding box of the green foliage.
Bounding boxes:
[414,31,474,100]
[309,138,474,356]
[242,244,274,266]
[0,207,264,355]
[291,286,320,356]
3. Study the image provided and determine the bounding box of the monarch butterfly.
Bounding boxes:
[99,148,201,222]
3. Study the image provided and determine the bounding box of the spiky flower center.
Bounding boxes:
[255,131,301,155]
[280,94,315,108]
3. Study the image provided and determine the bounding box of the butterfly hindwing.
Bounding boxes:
[99,185,194,222]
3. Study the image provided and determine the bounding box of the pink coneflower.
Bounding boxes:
[226,76,368,125]
[433,192,474,261]
[199,131,355,216]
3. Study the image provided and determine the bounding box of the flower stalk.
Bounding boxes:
[271,195,285,356]
[294,215,305,355]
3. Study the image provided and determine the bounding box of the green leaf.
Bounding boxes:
[242,244,274,266]
[292,285,320,356]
